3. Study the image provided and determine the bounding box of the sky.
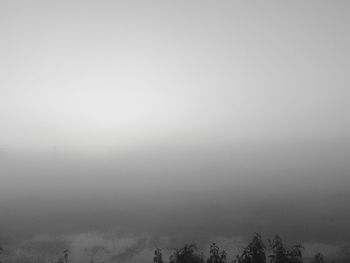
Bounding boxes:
[0,1,350,263]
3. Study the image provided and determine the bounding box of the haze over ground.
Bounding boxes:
[0,1,350,262]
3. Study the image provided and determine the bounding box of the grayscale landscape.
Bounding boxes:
[0,1,349,263]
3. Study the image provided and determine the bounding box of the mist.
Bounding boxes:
[1,1,350,263]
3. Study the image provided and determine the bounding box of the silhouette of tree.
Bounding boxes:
[152,234,333,263]
[170,244,204,263]
[207,243,227,263]
[269,235,287,263]
[57,249,69,263]
[311,253,324,263]
[234,233,266,263]
[286,244,304,263]
[269,236,303,263]
[154,248,164,263]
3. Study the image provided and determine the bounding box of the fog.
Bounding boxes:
[1,1,350,262]
[1,142,350,262]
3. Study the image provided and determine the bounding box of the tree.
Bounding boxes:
[154,248,164,263]
[57,249,69,263]
[207,243,227,263]
[234,233,266,263]
[286,244,304,263]
[311,253,324,263]
[170,244,204,263]
[269,235,287,263]
[269,236,303,263]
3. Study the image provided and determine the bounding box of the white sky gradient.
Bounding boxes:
[1,2,350,262]
[1,1,349,150]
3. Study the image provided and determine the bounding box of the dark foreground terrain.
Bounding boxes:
[1,233,348,263]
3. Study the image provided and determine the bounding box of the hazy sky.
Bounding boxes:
[1,1,350,263]
[1,0,349,150]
